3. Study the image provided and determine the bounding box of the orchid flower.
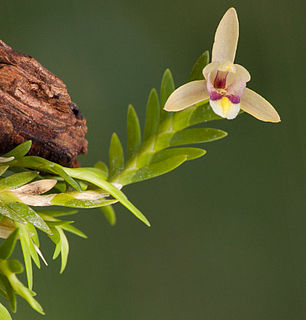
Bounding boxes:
[164,8,280,122]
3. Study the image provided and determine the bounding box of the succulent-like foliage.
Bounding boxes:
[0,51,229,317]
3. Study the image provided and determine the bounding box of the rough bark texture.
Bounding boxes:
[0,40,88,167]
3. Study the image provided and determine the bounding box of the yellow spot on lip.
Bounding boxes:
[221,97,231,113]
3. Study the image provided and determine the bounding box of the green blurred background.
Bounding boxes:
[2,0,305,319]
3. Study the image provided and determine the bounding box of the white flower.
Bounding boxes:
[164,8,280,122]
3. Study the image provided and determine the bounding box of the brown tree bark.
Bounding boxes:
[0,40,88,167]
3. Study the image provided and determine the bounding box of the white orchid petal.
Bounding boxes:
[164,80,209,112]
[234,64,251,82]
[212,8,239,63]
[241,88,280,122]
[210,97,240,120]
[202,62,220,79]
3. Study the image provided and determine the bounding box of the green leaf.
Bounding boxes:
[127,104,141,161]
[61,223,87,239]
[51,193,117,208]
[48,227,61,259]
[47,221,74,227]
[151,147,206,163]
[0,276,16,313]
[7,203,51,234]
[100,205,116,226]
[109,133,124,179]
[6,260,24,274]
[172,102,220,132]
[0,201,25,224]
[0,229,19,260]
[94,161,109,178]
[0,302,12,320]
[160,69,175,107]
[38,209,78,217]
[64,168,150,227]
[0,280,8,299]
[61,223,87,238]
[119,154,187,185]
[143,89,160,142]
[58,228,69,273]
[26,223,39,247]
[17,224,34,289]
[0,172,38,191]
[10,157,81,192]
[188,50,210,82]
[4,141,32,159]
[53,181,66,193]
[0,166,9,176]
[170,128,227,146]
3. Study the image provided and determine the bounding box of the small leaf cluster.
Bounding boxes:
[0,50,230,317]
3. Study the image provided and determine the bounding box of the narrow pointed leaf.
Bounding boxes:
[127,104,141,161]
[8,203,51,234]
[160,69,175,107]
[172,103,221,132]
[0,276,16,313]
[58,228,69,273]
[64,168,150,227]
[0,302,12,320]
[119,154,188,185]
[0,172,38,191]
[0,166,9,176]
[48,227,61,259]
[26,223,39,246]
[0,286,7,300]
[189,50,209,82]
[10,157,81,192]
[0,229,19,259]
[151,147,206,163]
[51,194,117,208]
[4,141,32,159]
[17,223,34,289]
[94,161,109,178]
[143,89,160,142]
[10,277,44,315]
[0,201,25,224]
[38,209,78,217]
[100,205,116,226]
[109,133,124,178]
[61,223,87,238]
[170,128,227,146]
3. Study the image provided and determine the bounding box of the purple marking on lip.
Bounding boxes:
[209,91,223,101]
[226,94,240,104]
[214,71,228,89]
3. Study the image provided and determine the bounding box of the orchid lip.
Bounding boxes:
[214,71,228,89]
[209,91,241,104]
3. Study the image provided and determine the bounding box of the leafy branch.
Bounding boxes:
[0,50,232,318]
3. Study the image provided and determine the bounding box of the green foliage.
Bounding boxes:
[0,302,12,320]
[0,229,19,260]
[107,67,225,189]
[0,50,231,316]
[188,50,209,82]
